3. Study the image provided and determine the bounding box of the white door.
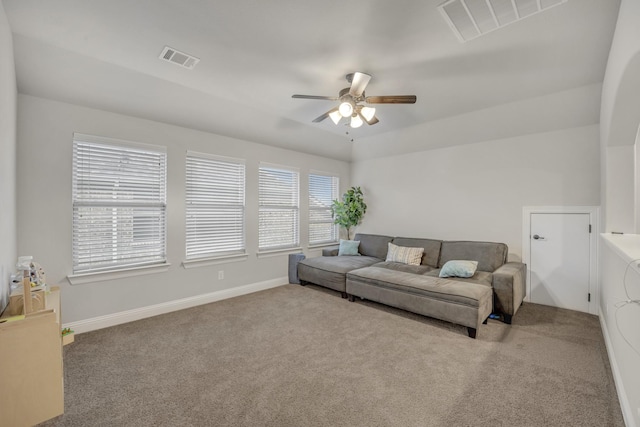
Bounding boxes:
[529,213,591,313]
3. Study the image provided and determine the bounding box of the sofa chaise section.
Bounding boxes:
[346,267,493,338]
[429,240,526,323]
[297,255,381,297]
[297,234,394,297]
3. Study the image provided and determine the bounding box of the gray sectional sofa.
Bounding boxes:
[297,233,526,338]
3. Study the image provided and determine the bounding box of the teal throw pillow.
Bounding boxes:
[439,260,478,278]
[338,239,360,256]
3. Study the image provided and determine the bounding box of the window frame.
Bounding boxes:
[308,171,340,246]
[258,163,300,253]
[184,151,246,263]
[70,133,168,279]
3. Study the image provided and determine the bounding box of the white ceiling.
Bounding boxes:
[3,0,620,161]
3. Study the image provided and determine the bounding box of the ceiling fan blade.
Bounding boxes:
[349,72,372,97]
[312,107,338,123]
[365,115,379,125]
[365,95,417,104]
[292,94,338,101]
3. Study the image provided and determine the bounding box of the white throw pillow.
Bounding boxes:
[385,242,424,266]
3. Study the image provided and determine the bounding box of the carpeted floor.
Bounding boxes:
[42,284,624,427]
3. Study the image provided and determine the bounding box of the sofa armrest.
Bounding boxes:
[492,262,527,318]
[322,246,340,256]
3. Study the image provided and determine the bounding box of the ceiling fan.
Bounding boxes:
[292,72,417,128]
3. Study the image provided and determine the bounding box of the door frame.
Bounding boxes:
[522,206,599,315]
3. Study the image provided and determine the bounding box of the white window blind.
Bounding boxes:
[185,152,245,259]
[259,164,299,250]
[72,135,167,274]
[309,173,339,245]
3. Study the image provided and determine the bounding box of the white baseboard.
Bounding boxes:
[599,308,636,427]
[64,277,288,334]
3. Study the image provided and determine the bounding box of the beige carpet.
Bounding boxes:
[42,284,624,427]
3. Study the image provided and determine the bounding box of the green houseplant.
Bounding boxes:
[331,186,367,240]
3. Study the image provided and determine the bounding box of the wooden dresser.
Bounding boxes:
[0,285,64,426]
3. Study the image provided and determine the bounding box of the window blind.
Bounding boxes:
[259,165,299,250]
[72,136,167,274]
[309,173,339,245]
[186,153,245,259]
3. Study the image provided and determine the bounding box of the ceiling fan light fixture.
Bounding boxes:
[350,114,363,128]
[329,110,342,125]
[361,106,376,122]
[339,101,354,117]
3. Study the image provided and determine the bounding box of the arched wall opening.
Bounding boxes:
[604,52,640,233]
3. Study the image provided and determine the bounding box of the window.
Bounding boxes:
[259,164,299,251]
[72,134,167,274]
[309,173,339,245]
[185,152,245,259]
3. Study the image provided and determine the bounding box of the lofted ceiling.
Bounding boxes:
[3,0,620,161]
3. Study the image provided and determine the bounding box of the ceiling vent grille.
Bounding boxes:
[159,46,200,69]
[438,0,568,43]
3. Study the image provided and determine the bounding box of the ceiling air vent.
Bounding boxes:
[159,46,200,69]
[438,0,568,43]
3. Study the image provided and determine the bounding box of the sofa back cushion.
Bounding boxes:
[439,241,508,272]
[354,233,394,259]
[391,237,442,268]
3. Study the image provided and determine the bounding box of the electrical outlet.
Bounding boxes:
[218,270,224,280]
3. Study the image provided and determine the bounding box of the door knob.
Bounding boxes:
[533,234,545,240]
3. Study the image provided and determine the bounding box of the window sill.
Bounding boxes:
[182,253,249,269]
[308,242,339,250]
[67,262,171,285]
[256,247,303,259]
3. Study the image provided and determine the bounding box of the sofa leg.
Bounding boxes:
[299,280,307,286]
[341,292,347,299]
[503,314,512,325]
[348,294,355,302]
[467,327,477,339]
[482,318,488,325]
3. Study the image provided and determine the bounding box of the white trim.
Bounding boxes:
[259,161,299,173]
[599,309,637,427]
[522,206,599,315]
[309,169,340,178]
[67,262,171,285]
[185,150,245,164]
[307,242,339,250]
[64,277,287,334]
[73,132,166,153]
[256,247,303,258]
[182,253,249,269]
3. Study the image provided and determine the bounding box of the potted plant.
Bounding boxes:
[331,186,367,240]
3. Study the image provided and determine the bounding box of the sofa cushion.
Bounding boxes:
[439,260,478,278]
[391,237,442,268]
[372,261,434,275]
[354,233,394,259]
[298,255,381,292]
[385,242,424,265]
[425,269,493,287]
[439,241,508,272]
[338,239,360,256]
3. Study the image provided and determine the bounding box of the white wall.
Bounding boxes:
[599,0,640,425]
[16,94,350,325]
[0,0,17,313]
[352,124,600,261]
[606,145,635,233]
